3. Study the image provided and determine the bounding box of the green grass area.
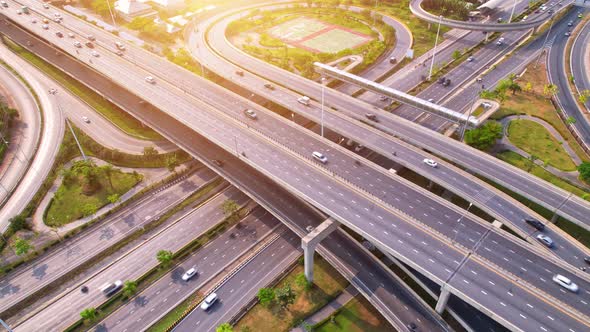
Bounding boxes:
[371,0,448,57]
[229,6,393,79]
[0,101,17,164]
[2,37,163,141]
[314,296,392,332]
[45,161,141,226]
[491,61,590,162]
[497,151,589,200]
[235,256,349,332]
[507,119,577,171]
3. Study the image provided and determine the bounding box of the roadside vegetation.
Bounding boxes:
[227,5,394,79]
[44,159,142,226]
[313,295,391,332]
[370,0,447,56]
[421,0,476,21]
[489,62,590,163]
[464,120,502,150]
[507,119,577,171]
[1,36,163,140]
[0,100,18,163]
[235,256,348,332]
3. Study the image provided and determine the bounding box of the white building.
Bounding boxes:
[115,0,157,21]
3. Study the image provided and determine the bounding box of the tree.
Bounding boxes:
[257,287,275,307]
[543,84,558,99]
[295,272,312,290]
[275,284,296,309]
[107,193,121,205]
[222,199,239,218]
[102,164,115,189]
[216,323,233,332]
[80,307,97,321]
[156,249,173,266]
[566,116,577,124]
[81,203,98,217]
[13,237,32,256]
[8,214,27,233]
[122,280,138,298]
[523,82,533,94]
[578,90,590,104]
[452,49,461,61]
[579,162,590,182]
[464,121,503,150]
[143,146,159,157]
[525,154,538,173]
[165,154,180,172]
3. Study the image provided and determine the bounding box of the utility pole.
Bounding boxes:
[320,77,326,137]
[508,0,517,23]
[428,15,443,81]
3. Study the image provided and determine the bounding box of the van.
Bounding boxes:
[297,96,310,106]
[312,151,327,164]
[100,280,123,296]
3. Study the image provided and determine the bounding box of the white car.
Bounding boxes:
[312,151,328,164]
[91,50,99,57]
[536,234,553,248]
[43,3,50,9]
[244,109,257,119]
[73,41,82,48]
[481,102,492,109]
[423,158,438,168]
[81,116,90,123]
[297,96,311,106]
[68,32,75,38]
[467,56,474,62]
[552,274,578,292]
[200,293,218,310]
[496,37,505,46]
[41,24,49,30]
[182,267,197,281]
[145,76,155,84]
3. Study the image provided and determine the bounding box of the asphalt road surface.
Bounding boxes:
[549,9,590,150]
[0,18,448,332]
[2,3,589,330]
[173,226,301,332]
[14,186,249,331]
[93,207,282,332]
[0,168,215,317]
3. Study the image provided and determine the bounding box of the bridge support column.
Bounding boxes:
[551,213,559,223]
[301,218,340,282]
[435,285,451,314]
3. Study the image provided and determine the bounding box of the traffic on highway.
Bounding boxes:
[0,0,589,331]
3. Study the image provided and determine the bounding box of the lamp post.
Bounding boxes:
[428,15,443,81]
[508,0,518,23]
[453,202,473,243]
[535,17,554,68]
[460,85,484,141]
[320,77,326,137]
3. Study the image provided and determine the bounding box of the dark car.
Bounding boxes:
[55,31,63,38]
[442,78,451,87]
[236,70,244,76]
[365,113,378,122]
[584,256,590,265]
[85,41,94,48]
[525,217,545,231]
[264,83,275,90]
[437,76,446,84]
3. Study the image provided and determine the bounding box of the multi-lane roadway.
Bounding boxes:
[1,1,590,330]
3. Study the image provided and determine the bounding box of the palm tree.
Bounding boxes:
[102,164,114,189]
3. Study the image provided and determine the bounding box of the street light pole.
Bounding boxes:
[508,0,517,23]
[428,15,443,81]
[460,85,484,141]
[453,202,473,243]
[320,77,326,137]
[535,17,554,68]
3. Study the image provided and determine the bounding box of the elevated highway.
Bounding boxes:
[194,4,590,270]
[2,2,590,331]
[195,2,590,236]
[410,0,570,31]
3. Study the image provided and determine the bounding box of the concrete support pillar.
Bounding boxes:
[435,285,451,314]
[427,180,434,190]
[301,218,340,282]
[551,213,559,223]
[303,242,316,282]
